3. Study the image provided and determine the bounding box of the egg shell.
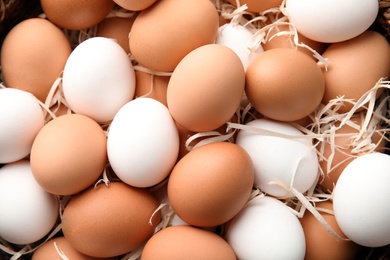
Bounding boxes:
[134,70,170,106]
[0,88,45,164]
[62,182,161,258]
[333,152,390,247]
[62,37,136,123]
[167,141,255,227]
[245,48,325,122]
[235,118,319,198]
[321,30,390,113]
[30,113,107,196]
[32,236,116,260]
[167,44,245,132]
[0,160,59,245]
[141,225,237,260]
[113,0,158,11]
[129,0,219,72]
[226,0,283,13]
[0,18,72,102]
[40,0,115,30]
[299,201,360,260]
[285,0,379,43]
[107,97,179,188]
[225,195,306,259]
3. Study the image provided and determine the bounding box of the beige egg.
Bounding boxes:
[129,0,219,72]
[321,30,390,113]
[1,18,72,102]
[113,0,158,11]
[226,0,283,13]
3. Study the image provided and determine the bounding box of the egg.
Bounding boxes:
[30,113,107,196]
[0,160,59,245]
[333,152,390,247]
[0,88,45,164]
[321,30,390,113]
[225,195,306,259]
[245,48,325,122]
[0,18,72,102]
[299,201,360,260]
[62,37,136,123]
[129,0,219,72]
[167,141,254,227]
[226,0,283,13]
[40,0,115,30]
[113,0,158,11]
[285,0,379,43]
[62,181,161,258]
[32,236,115,260]
[141,225,237,260]
[167,44,245,132]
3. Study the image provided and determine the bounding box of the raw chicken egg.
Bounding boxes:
[226,0,283,13]
[113,0,158,11]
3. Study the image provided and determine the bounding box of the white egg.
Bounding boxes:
[0,88,44,164]
[285,0,379,43]
[0,160,59,245]
[216,23,263,71]
[333,152,390,247]
[225,196,306,259]
[235,118,319,197]
[62,37,136,123]
[107,97,179,187]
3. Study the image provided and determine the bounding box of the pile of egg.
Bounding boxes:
[1,0,390,259]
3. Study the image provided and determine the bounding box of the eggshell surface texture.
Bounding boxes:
[235,118,319,198]
[225,196,306,259]
[167,142,255,227]
[333,152,390,247]
[245,48,325,122]
[129,0,219,72]
[0,160,59,245]
[285,0,379,43]
[62,37,136,123]
[62,182,161,258]
[30,113,107,195]
[167,44,245,132]
[0,18,72,102]
[226,0,283,13]
[0,88,44,164]
[40,0,115,30]
[141,225,237,260]
[113,0,158,11]
[107,98,179,187]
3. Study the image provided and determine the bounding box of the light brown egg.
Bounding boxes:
[0,18,72,102]
[30,114,107,195]
[167,142,254,227]
[113,0,158,11]
[141,225,237,260]
[32,236,115,260]
[62,182,161,258]
[245,48,325,122]
[299,201,360,260]
[40,0,115,30]
[96,15,138,54]
[134,70,170,106]
[167,44,245,132]
[129,0,219,72]
[321,30,390,113]
[226,0,283,13]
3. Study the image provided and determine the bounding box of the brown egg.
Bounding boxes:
[167,142,254,227]
[299,201,360,260]
[113,0,158,11]
[30,113,107,195]
[318,114,386,191]
[141,225,237,259]
[134,70,170,106]
[96,15,138,54]
[0,18,72,102]
[245,48,325,122]
[167,44,245,132]
[321,30,390,113]
[40,0,115,30]
[226,0,283,13]
[32,236,115,260]
[62,182,161,258]
[129,0,219,72]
